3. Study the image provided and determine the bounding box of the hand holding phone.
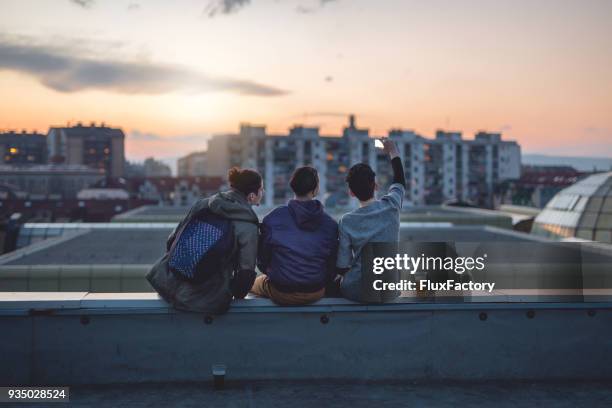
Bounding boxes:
[379,138,399,159]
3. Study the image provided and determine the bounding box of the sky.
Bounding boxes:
[0,0,611,165]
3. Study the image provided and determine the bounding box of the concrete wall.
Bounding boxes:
[1,294,611,385]
[0,265,152,292]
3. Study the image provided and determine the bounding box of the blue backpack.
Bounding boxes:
[167,208,235,282]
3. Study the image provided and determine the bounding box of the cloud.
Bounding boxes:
[205,0,250,17]
[296,0,339,15]
[0,37,289,96]
[70,0,95,8]
[206,0,338,17]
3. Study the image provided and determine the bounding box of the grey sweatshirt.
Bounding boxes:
[336,183,405,301]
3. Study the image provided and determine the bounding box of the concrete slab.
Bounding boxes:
[0,292,87,311]
[80,293,169,309]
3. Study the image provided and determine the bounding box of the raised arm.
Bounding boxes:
[381,138,406,188]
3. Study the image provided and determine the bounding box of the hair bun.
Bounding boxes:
[228,167,240,187]
[226,167,262,197]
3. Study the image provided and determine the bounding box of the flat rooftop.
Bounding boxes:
[111,204,517,229]
[4,229,171,266]
[4,223,546,268]
[112,205,192,223]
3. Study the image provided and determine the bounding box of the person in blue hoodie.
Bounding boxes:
[250,166,338,305]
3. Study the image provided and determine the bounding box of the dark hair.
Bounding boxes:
[346,163,375,201]
[290,166,319,197]
[228,167,262,197]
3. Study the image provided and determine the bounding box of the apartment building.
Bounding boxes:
[204,116,521,208]
[0,131,47,165]
[177,151,207,177]
[47,122,125,178]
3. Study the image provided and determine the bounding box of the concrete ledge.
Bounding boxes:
[1,292,611,385]
[2,291,612,315]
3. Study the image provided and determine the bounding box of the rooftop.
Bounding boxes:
[3,222,544,270]
[3,224,173,266]
[50,123,125,139]
[532,171,612,242]
[112,205,192,222]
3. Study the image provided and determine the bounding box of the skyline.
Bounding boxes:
[0,0,611,162]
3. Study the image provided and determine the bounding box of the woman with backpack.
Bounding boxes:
[147,167,263,314]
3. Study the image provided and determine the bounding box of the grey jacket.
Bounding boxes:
[146,189,259,314]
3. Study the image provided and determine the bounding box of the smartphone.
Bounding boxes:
[374,139,384,149]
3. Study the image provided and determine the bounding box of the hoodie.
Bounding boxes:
[146,189,259,314]
[208,190,260,298]
[208,190,259,226]
[258,199,338,293]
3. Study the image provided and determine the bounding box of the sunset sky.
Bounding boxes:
[0,0,611,164]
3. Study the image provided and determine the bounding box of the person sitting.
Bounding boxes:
[147,167,263,314]
[333,138,406,302]
[251,166,338,305]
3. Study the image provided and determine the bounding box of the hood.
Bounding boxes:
[208,189,259,223]
[288,199,325,231]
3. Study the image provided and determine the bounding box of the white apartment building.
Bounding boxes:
[203,116,521,208]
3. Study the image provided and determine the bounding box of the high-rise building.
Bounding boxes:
[47,122,125,178]
[204,134,233,178]
[205,116,521,208]
[431,130,468,205]
[143,157,172,177]
[0,131,47,165]
[389,130,426,205]
[177,151,207,177]
[468,132,521,207]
